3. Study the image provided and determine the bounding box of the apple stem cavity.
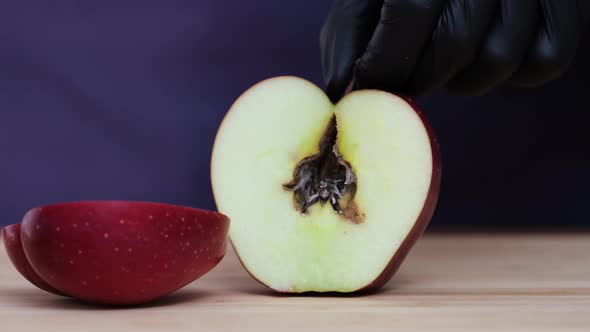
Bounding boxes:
[283,116,362,223]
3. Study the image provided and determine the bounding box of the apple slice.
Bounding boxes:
[2,223,64,295]
[19,201,229,305]
[211,76,441,293]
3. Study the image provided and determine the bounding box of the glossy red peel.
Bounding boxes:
[2,223,65,295]
[17,201,229,305]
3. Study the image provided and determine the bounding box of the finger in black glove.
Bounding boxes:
[320,0,590,100]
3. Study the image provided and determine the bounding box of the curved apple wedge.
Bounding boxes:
[2,223,65,295]
[19,201,229,305]
[212,76,441,293]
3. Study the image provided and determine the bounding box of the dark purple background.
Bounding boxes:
[1,2,589,229]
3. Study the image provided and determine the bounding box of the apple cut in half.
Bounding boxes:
[4,201,230,305]
[211,76,441,293]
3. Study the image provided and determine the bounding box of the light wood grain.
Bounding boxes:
[1,233,589,331]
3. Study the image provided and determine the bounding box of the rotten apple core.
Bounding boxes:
[283,117,362,223]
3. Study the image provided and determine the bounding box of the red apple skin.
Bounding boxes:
[20,201,229,305]
[359,96,441,292]
[2,223,65,295]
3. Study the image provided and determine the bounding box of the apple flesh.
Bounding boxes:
[2,223,64,295]
[18,201,229,305]
[211,77,440,292]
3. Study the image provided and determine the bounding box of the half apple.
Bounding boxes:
[211,76,441,292]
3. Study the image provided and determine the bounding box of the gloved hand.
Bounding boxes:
[320,0,590,101]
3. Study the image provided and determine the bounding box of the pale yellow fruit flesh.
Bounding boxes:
[211,77,433,292]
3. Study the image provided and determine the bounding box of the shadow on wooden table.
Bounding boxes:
[239,284,400,298]
[2,288,212,310]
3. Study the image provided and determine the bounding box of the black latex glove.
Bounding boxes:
[320,0,590,101]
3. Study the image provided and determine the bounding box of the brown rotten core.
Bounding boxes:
[283,116,363,223]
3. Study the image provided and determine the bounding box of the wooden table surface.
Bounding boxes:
[1,233,589,331]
